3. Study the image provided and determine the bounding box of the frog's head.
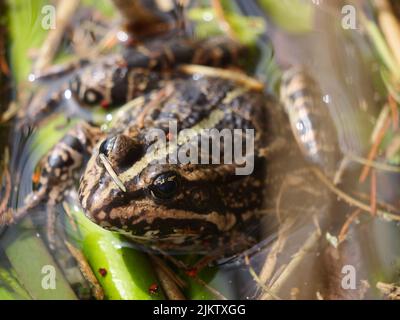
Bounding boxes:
[70,64,109,107]
[70,58,131,108]
[78,132,261,253]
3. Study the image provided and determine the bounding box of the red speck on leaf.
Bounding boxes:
[148,283,159,295]
[100,100,110,109]
[98,268,107,277]
[185,268,198,278]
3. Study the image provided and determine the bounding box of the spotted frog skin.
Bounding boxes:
[5,34,294,255]
[78,76,280,254]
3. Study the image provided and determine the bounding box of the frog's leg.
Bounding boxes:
[17,84,67,131]
[1,122,103,248]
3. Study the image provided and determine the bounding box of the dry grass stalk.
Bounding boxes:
[258,218,294,286]
[388,94,399,130]
[338,209,361,245]
[260,229,321,300]
[346,152,400,173]
[211,0,237,40]
[376,281,400,300]
[370,169,377,216]
[313,167,400,221]
[62,201,78,232]
[154,249,227,300]
[150,255,186,289]
[0,148,11,215]
[33,0,81,74]
[64,240,104,300]
[374,0,400,69]
[179,64,264,91]
[151,258,186,300]
[359,109,391,183]
[244,255,281,300]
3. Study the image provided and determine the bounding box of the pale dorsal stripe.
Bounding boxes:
[119,109,225,183]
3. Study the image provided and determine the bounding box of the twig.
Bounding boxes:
[258,218,294,286]
[62,201,78,233]
[94,29,118,54]
[150,255,186,289]
[0,148,11,215]
[376,281,400,300]
[275,175,290,224]
[351,190,399,213]
[312,167,400,221]
[333,156,351,185]
[374,0,400,69]
[179,64,264,91]
[260,229,321,300]
[359,11,400,78]
[211,0,237,40]
[370,169,377,216]
[359,109,391,183]
[64,240,104,300]
[151,259,186,300]
[386,134,400,159]
[244,255,281,300]
[193,276,227,300]
[338,209,362,245]
[33,0,81,74]
[346,152,400,173]
[388,94,399,130]
[153,248,227,300]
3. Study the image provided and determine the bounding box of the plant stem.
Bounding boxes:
[0,265,31,299]
[68,204,165,300]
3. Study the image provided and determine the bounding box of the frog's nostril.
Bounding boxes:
[123,140,145,167]
[105,135,144,167]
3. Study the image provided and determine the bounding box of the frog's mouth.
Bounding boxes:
[116,229,218,255]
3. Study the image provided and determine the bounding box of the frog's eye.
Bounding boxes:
[149,172,180,200]
[83,89,103,105]
[99,136,117,156]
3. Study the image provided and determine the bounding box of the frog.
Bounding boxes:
[2,2,341,257]
[78,75,280,254]
[2,26,300,256]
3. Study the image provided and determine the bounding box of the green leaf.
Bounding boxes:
[188,8,265,46]
[258,0,313,33]
[0,286,17,300]
[2,222,77,299]
[0,266,31,299]
[68,205,164,300]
